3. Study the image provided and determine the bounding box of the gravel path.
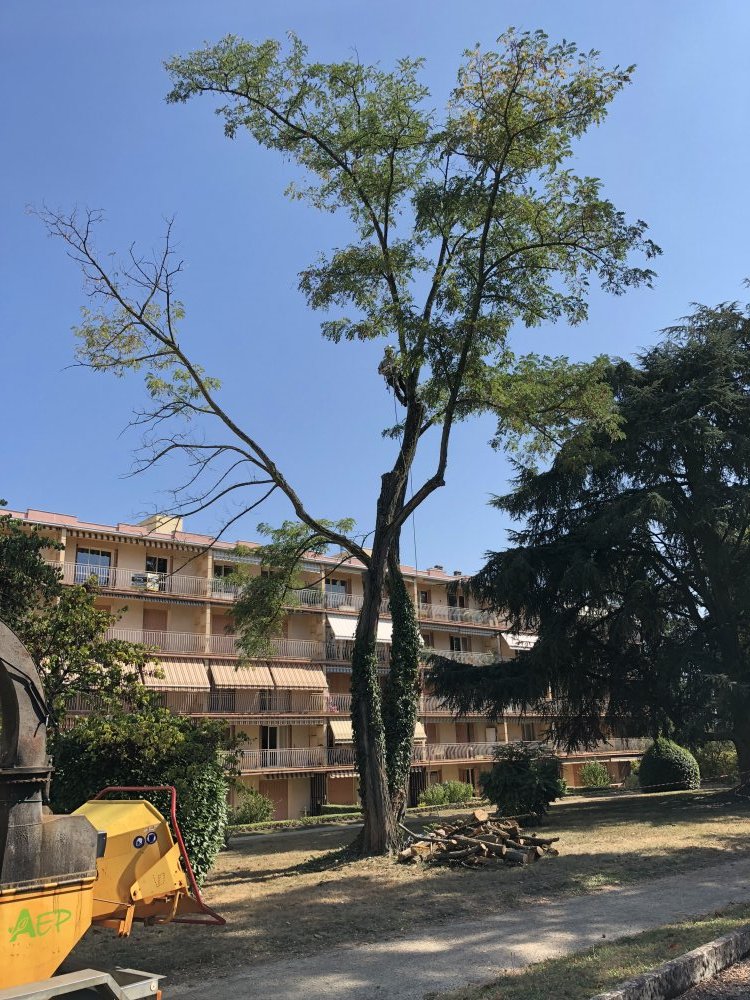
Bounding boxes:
[177,855,750,1000]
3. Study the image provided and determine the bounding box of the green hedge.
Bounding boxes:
[639,738,701,793]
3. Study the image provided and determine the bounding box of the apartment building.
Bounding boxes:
[6,507,646,819]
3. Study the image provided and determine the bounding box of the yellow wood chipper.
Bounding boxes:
[0,622,224,998]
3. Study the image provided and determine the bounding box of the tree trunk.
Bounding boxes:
[733,727,750,790]
[351,541,399,854]
[351,399,426,855]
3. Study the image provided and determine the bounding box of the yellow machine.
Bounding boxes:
[0,623,223,998]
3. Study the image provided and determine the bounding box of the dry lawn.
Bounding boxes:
[67,789,750,987]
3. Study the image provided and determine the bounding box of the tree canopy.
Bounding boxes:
[429,300,750,775]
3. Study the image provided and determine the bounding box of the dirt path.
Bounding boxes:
[176,855,750,1000]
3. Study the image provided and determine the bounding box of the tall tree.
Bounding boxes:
[41,29,658,852]
[430,301,750,780]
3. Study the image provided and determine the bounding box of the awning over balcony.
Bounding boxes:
[327,770,357,780]
[326,613,392,643]
[413,721,427,742]
[270,665,328,689]
[502,633,538,651]
[210,660,273,688]
[144,658,210,689]
[328,719,354,744]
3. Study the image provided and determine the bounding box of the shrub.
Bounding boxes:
[441,780,475,804]
[579,761,611,788]
[692,742,738,783]
[231,787,274,825]
[51,710,232,883]
[638,738,701,793]
[419,783,447,806]
[418,780,474,807]
[480,744,566,824]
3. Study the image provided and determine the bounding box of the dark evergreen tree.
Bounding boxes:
[430,300,750,780]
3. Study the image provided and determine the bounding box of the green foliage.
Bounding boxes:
[230,786,274,825]
[430,302,750,761]
[382,563,422,807]
[480,744,566,823]
[21,583,154,727]
[232,519,355,657]
[579,761,611,788]
[418,780,474,807]
[0,506,62,632]
[638,739,701,793]
[692,742,738,783]
[0,506,153,727]
[320,803,362,815]
[51,711,233,883]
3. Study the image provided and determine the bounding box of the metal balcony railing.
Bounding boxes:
[52,562,501,625]
[421,648,498,666]
[104,628,324,661]
[417,603,498,626]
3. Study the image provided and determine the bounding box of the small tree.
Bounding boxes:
[1,509,152,728]
[43,29,658,853]
[579,761,611,788]
[480,743,565,823]
[52,710,233,883]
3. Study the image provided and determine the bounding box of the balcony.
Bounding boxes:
[421,647,498,666]
[417,603,498,627]
[324,639,390,663]
[53,562,501,626]
[55,561,240,600]
[105,628,325,661]
[234,742,503,773]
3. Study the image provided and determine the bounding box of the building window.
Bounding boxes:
[212,563,236,595]
[449,635,470,653]
[460,768,476,787]
[448,593,466,620]
[521,721,536,742]
[145,555,169,591]
[419,589,431,606]
[420,631,433,648]
[325,578,349,606]
[75,547,112,586]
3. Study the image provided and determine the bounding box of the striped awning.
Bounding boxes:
[326,614,392,644]
[327,770,357,780]
[210,660,273,688]
[329,719,354,744]
[503,633,538,651]
[143,659,210,689]
[270,665,327,689]
[414,721,427,742]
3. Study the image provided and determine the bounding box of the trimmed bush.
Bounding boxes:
[320,803,362,815]
[579,761,611,788]
[231,787,274,825]
[638,738,701,793]
[480,744,566,824]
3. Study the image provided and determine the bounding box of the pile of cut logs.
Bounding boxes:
[398,808,560,869]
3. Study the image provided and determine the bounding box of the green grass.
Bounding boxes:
[435,902,750,1000]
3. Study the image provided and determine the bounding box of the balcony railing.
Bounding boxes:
[105,628,325,660]
[325,639,390,663]
[52,562,501,625]
[235,742,503,772]
[417,603,498,626]
[421,648,498,666]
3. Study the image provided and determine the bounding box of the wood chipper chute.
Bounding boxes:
[0,621,224,998]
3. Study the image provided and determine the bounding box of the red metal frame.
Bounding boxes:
[92,785,226,926]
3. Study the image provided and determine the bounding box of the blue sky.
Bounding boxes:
[1,1,749,574]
